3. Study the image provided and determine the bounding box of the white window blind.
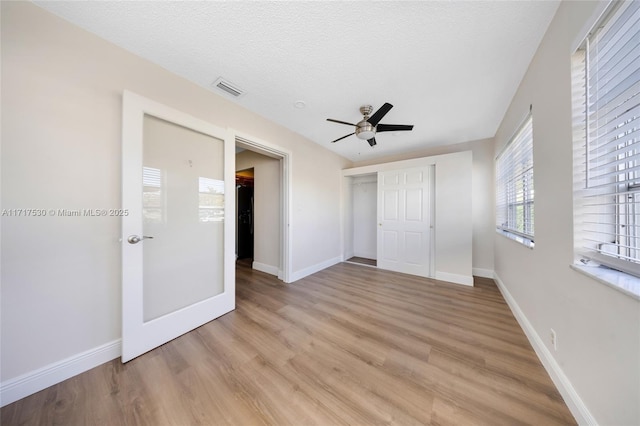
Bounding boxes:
[143,166,163,223]
[573,0,640,276]
[143,166,162,188]
[496,114,534,243]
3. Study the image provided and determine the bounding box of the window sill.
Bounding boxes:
[496,230,534,249]
[571,264,640,301]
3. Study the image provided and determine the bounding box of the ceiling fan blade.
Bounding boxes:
[367,137,377,147]
[331,132,355,143]
[367,103,393,126]
[376,124,414,132]
[327,118,356,126]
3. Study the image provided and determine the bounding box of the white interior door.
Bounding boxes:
[377,166,433,277]
[121,91,235,362]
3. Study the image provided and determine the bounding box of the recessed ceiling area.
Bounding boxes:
[34,1,560,162]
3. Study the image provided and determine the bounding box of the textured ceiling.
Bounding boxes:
[34,1,560,162]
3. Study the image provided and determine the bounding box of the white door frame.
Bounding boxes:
[233,131,292,283]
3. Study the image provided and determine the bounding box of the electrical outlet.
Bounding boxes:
[550,328,557,351]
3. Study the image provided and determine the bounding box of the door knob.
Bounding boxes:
[127,235,154,244]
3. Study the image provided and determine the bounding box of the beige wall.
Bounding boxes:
[353,138,495,276]
[493,1,639,424]
[1,1,350,388]
[236,150,280,273]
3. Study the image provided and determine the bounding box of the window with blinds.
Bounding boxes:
[198,177,225,222]
[573,0,640,276]
[496,114,534,245]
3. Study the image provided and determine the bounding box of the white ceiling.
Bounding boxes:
[34,1,560,162]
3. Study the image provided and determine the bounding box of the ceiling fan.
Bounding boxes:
[327,103,414,147]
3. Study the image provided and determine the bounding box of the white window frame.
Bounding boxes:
[496,112,535,247]
[572,0,640,279]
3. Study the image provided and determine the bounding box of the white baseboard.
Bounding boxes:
[290,256,342,282]
[435,271,474,286]
[472,267,494,279]
[493,273,596,426]
[252,261,279,276]
[1,339,121,407]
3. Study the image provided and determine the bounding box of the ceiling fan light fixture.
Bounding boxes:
[355,121,375,140]
[356,130,375,140]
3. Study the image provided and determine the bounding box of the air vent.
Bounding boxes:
[211,77,245,98]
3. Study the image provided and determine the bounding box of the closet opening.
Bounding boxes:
[347,174,378,267]
[343,165,436,279]
[343,152,474,285]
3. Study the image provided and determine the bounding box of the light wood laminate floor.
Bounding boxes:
[1,262,576,425]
